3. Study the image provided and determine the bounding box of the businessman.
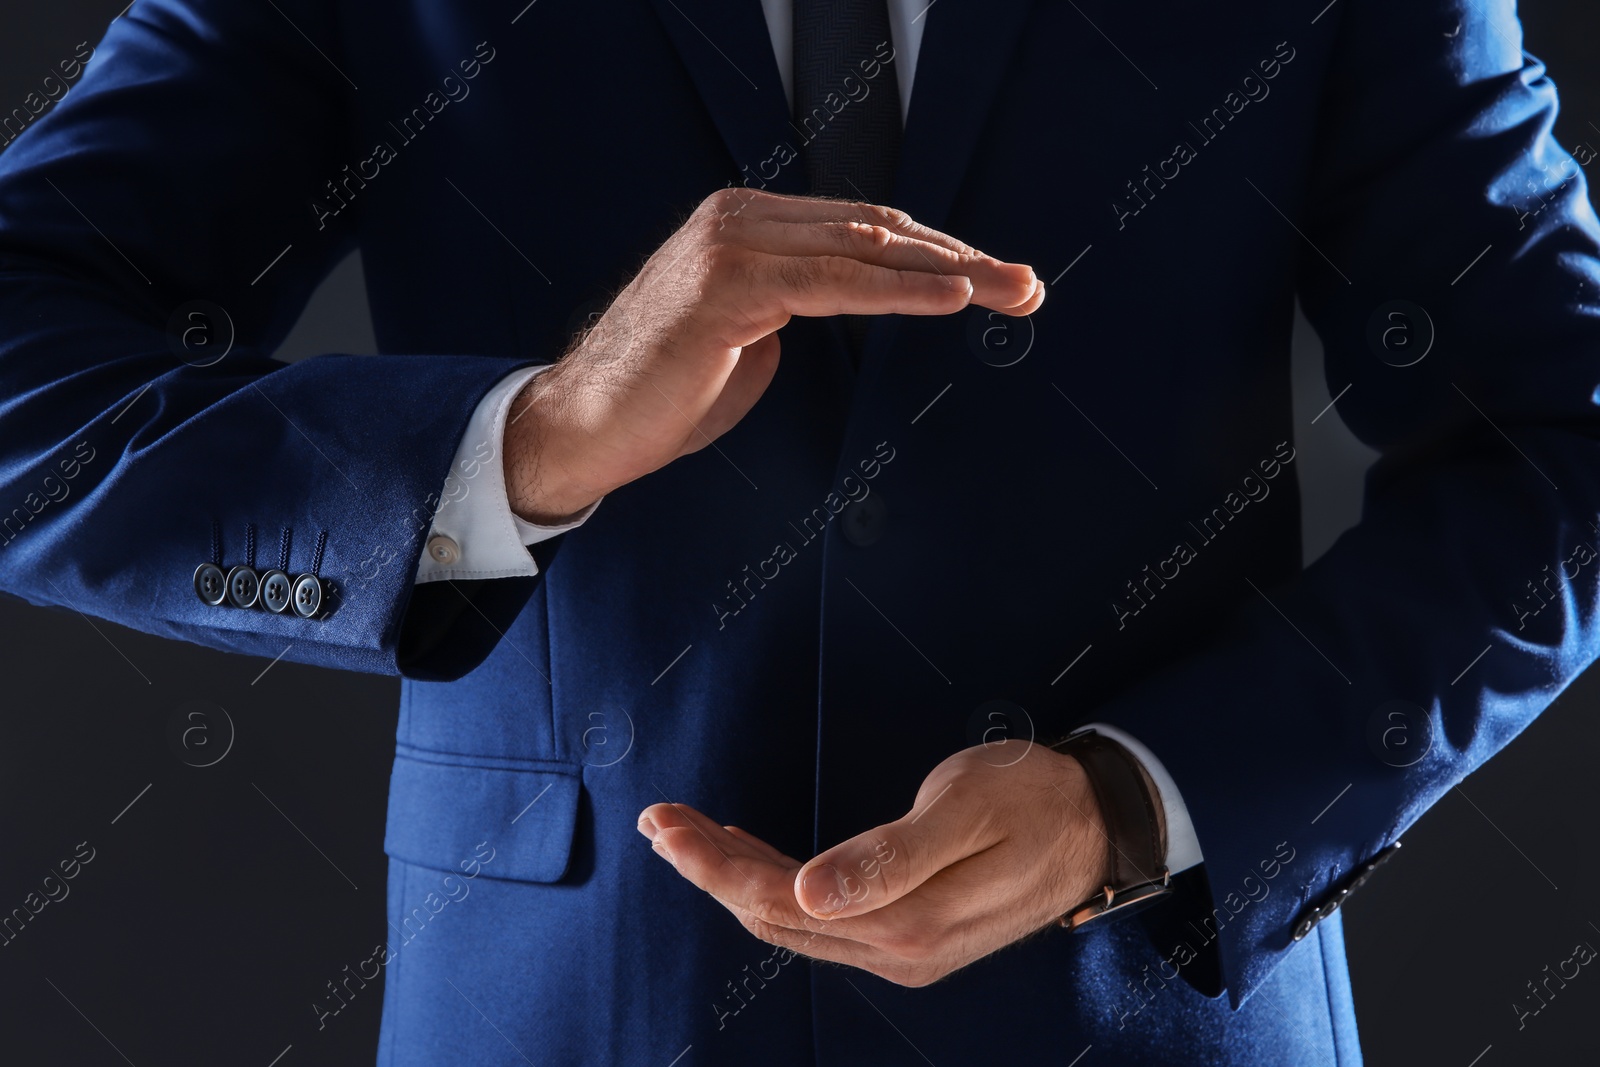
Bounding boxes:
[3,0,1598,1063]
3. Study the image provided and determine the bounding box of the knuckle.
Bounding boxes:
[742,919,785,948]
[700,242,747,283]
[834,255,873,288]
[776,255,823,292]
[872,205,914,231]
[737,908,786,945]
[857,223,896,250]
[792,914,833,944]
[746,895,788,929]
[827,221,893,251]
[698,190,756,237]
[923,776,970,820]
[947,250,984,274]
[735,910,767,939]
[694,206,735,244]
[817,221,857,248]
[703,187,744,215]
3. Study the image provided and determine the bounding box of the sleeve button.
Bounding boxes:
[259,569,293,614]
[193,563,227,606]
[291,574,324,618]
[225,565,260,609]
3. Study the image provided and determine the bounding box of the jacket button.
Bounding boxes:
[225,565,260,608]
[193,562,227,606]
[840,494,887,547]
[292,574,324,618]
[426,534,461,566]
[259,569,293,614]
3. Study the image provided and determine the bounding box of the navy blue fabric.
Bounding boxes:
[1,0,1597,1063]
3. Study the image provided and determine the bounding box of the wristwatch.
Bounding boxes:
[1050,729,1173,930]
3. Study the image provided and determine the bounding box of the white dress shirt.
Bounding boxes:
[414,0,1203,877]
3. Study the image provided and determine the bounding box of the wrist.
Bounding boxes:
[1059,751,1117,890]
[504,368,606,524]
[1050,730,1172,930]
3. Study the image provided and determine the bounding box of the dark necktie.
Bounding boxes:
[792,0,904,202]
[792,0,904,360]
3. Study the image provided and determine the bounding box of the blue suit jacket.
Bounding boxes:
[2,0,1598,1062]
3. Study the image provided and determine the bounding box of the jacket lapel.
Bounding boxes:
[843,0,1038,387]
[891,0,1038,232]
[645,0,808,195]
[645,0,1043,215]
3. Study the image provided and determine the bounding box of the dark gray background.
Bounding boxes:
[1,1,1597,1063]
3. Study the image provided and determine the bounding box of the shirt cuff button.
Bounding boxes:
[426,534,461,566]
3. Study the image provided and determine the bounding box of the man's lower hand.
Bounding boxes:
[637,739,1116,988]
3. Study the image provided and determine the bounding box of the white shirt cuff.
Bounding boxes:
[415,364,601,585]
[1079,721,1203,875]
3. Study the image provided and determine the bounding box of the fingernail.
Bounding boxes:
[637,815,658,841]
[800,864,850,917]
[652,838,674,864]
[942,274,972,294]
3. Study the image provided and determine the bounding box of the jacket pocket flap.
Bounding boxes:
[384,747,581,884]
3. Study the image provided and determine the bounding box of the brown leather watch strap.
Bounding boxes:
[1050,730,1172,929]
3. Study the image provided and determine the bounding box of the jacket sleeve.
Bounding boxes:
[0,0,542,680]
[1098,0,1600,1007]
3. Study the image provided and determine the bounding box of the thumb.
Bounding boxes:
[697,330,781,443]
[794,792,994,920]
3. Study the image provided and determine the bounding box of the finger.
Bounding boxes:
[849,838,1075,955]
[638,807,870,955]
[1010,277,1046,316]
[659,825,812,928]
[744,221,1036,313]
[747,253,974,323]
[794,783,1000,920]
[710,189,984,259]
[644,802,806,902]
[649,807,905,947]
[721,891,969,988]
[639,803,767,871]
[681,827,955,958]
[720,899,892,973]
[646,806,826,933]
[724,823,801,866]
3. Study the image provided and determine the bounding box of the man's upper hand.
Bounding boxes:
[504,189,1043,524]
